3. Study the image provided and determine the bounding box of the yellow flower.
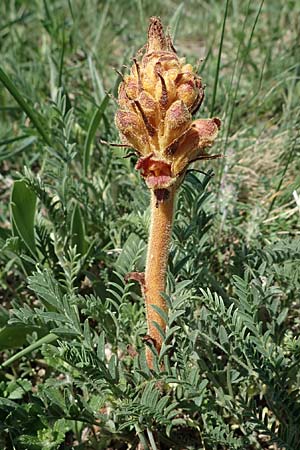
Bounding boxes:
[115,17,221,192]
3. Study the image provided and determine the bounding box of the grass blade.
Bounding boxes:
[83,94,109,177]
[91,0,110,54]
[0,333,57,369]
[266,128,300,219]
[210,0,229,117]
[0,134,30,146]
[217,0,265,190]
[223,0,265,146]
[135,0,145,31]
[0,12,31,33]
[88,55,106,104]
[0,136,37,161]
[168,3,184,43]
[0,67,51,146]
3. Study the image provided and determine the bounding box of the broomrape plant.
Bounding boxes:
[115,17,221,367]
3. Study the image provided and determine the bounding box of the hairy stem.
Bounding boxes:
[144,188,176,368]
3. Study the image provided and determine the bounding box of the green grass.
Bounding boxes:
[0,1,300,449]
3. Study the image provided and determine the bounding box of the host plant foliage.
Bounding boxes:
[115,17,221,367]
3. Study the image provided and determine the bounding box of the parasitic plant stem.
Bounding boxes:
[145,189,175,367]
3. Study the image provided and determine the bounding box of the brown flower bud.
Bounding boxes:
[115,17,221,192]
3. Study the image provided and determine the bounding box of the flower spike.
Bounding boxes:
[115,17,221,195]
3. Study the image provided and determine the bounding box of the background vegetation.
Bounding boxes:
[0,0,300,449]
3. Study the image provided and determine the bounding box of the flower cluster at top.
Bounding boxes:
[115,17,221,194]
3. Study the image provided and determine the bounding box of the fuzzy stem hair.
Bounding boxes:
[144,188,175,368]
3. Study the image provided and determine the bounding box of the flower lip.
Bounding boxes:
[135,154,171,176]
[146,175,174,189]
[135,154,175,189]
